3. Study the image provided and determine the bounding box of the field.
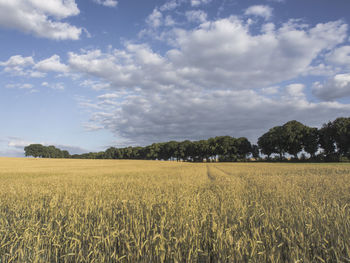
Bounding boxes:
[0,158,349,262]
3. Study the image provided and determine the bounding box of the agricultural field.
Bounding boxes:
[0,158,349,262]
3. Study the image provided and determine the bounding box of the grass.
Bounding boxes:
[0,158,349,262]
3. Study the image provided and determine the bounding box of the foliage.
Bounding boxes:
[25,144,70,158]
[24,116,350,162]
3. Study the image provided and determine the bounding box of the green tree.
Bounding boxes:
[282,120,305,159]
[303,127,319,158]
[24,144,45,158]
[251,144,260,159]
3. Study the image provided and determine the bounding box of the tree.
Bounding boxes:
[105,147,116,159]
[24,144,45,158]
[303,127,319,158]
[258,128,279,159]
[251,144,260,159]
[282,120,305,159]
[62,150,70,158]
[332,117,350,157]
[235,137,252,160]
[319,117,350,159]
[319,121,337,158]
[178,140,192,161]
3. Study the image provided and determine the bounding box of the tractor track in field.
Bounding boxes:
[211,165,250,185]
[206,165,216,181]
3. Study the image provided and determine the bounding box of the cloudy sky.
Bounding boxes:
[1,0,350,156]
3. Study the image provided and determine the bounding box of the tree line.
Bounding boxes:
[24,117,350,162]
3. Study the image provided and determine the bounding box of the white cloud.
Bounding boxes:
[6,83,34,90]
[245,5,273,20]
[146,8,163,28]
[0,54,70,78]
[68,18,347,94]
[83,123,104,131]
[261,86,279,95]
[186,10,207,23]
[0,55,34,67]
[160,0,179,11]
[93,0,118,7]
[165,16,176,27]
[84,88,350,144]
[98,93,121,99]
[8,139,33,148]
[2,14,350,145]
[0,55,34,75]
[0,0,82,40]
[35,55,69,72]
[191,0,211,7]
[327,45,350,67]
[285,83,305,98]
[312,73,350,101]
[80,79,111,91]
[42,82,65,90]
[65,16,350,144]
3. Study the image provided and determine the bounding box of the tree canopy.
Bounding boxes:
[24,116,350,162]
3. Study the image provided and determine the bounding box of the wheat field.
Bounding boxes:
[0,158,349,262]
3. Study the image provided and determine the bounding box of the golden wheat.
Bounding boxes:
[0,158,349,262]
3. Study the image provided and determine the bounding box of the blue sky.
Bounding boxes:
[1,0,350,156]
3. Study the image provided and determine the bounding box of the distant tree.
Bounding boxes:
[195,140,211,162]
[178,140,192,161]
[62,150,70,158]
[303,127,319,158]
[160,141,179,161]
[258,130,277,159]
[319,121,337,158]
[319,117,350,159]
[105,147,116,159]
[332,117,350,157]
[235,137,252,160]
[251,144,260,159]
[24,144,45,158]
[282,120,305,159]
[24,144,70,158]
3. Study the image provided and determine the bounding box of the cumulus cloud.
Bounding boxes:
[191,0,211,7]
[6,83,34,90]
[285,83,305,98]
[65,17,350,144]
[41,82,65,90]
[245,5,273,20]
[80,79,111,91]
[146,8,163,28]
[312,73,350,101]
[2,13,350,145]
[0,54,71,81]
[93,0,118,7]
[0,54,71,78]
[35,55,69,72]
[8,138,33,148]
[82,88,350,145]
[0,0,82,40]
[160,0,179,11]
[186,10,207,23]
[0,55,34,75]
[327,45,350,67]
[68,18,347,93]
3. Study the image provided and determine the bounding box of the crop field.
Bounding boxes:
[0,158,349,262]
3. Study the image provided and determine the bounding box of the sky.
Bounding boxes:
[1,0,350,157]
